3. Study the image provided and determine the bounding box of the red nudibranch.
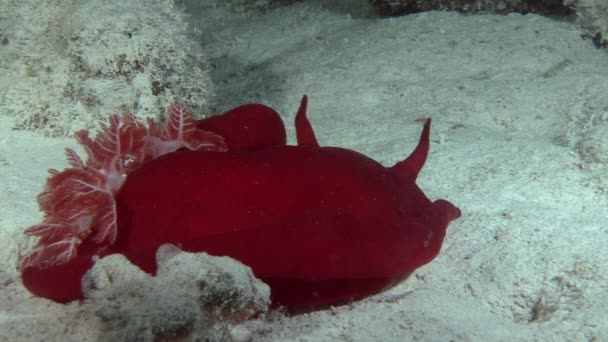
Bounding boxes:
[20,96,460,310]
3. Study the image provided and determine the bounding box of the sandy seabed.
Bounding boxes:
[1,1,607,341]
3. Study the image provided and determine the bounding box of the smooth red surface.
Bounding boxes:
[114,97,460,309]
[21,96,460,310]
[196,103,286,151]
[20,255,95,303]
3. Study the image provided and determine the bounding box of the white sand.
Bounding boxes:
[1,0,607,340]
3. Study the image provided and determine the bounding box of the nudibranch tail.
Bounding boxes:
[295,95,320,147]
[390,118,431,180]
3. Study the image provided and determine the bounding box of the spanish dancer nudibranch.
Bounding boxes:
[20,96,461,311]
